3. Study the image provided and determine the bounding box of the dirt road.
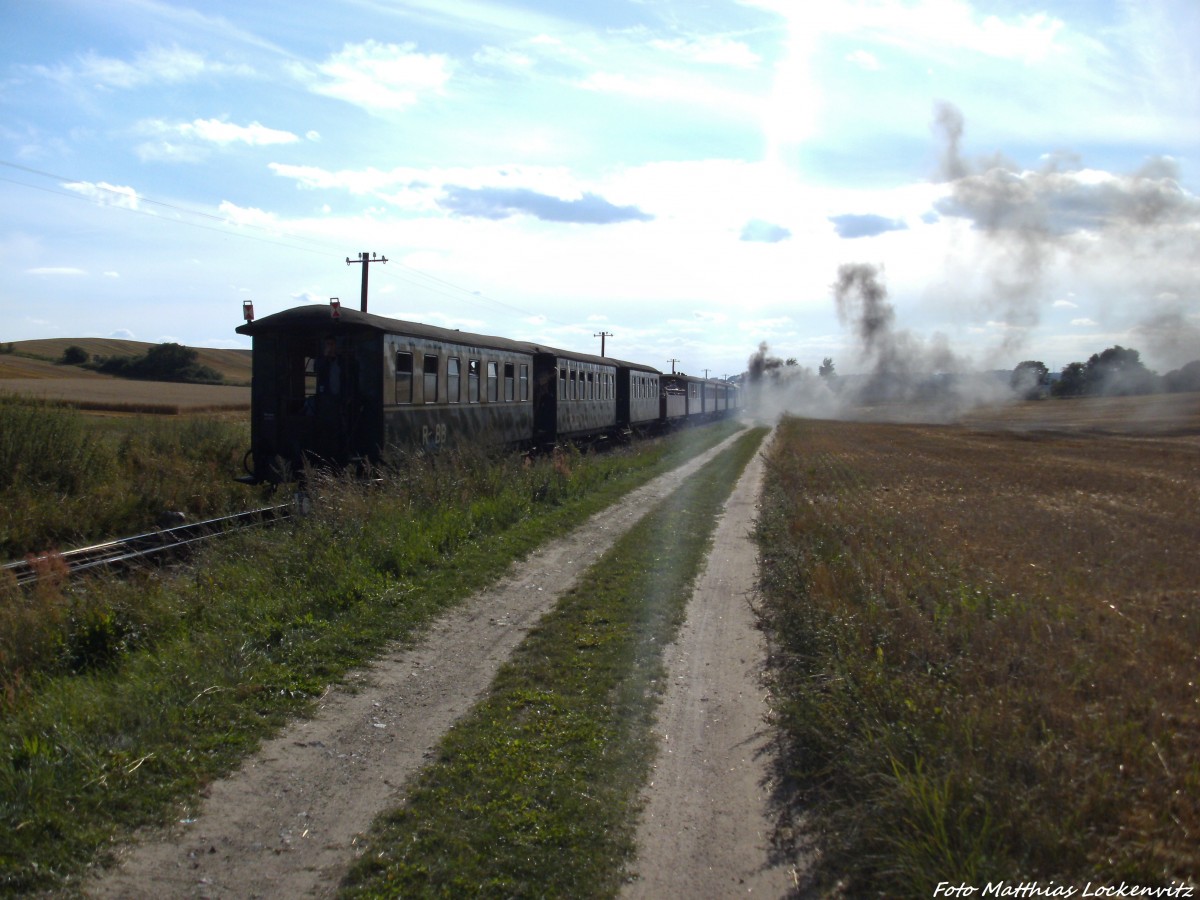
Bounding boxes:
[87,428,801,898]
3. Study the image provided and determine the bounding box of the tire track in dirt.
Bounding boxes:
[623,428,804,897]
[86,429,774,899]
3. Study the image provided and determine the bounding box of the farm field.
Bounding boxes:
[0,374,249,413]
[756,397,1200,892]
[0,338,251,413]
[6,338,251,384]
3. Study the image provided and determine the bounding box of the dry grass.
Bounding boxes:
[757,401,1200,890]
[0,378,249,411]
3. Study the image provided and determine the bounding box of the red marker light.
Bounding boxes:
[242,300,255,322]
[330,297,341,319]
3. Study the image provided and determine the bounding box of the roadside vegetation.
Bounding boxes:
[0,394,256,558]
[0,421,746,894]
[756,416,1199,893]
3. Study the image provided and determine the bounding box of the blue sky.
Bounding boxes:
[2,0,1198,378]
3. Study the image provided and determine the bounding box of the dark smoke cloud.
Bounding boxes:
[930,101,1200,362]
[834,262,963,405]
[1130,306,1200,370]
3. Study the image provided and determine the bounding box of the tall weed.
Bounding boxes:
[0,397,253,557]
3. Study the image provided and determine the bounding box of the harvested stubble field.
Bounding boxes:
[757,395,1200,892]
[0,340,250,413]
[0,359,248,413]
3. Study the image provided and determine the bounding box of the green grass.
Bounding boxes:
[0,421,746,895]
[341,427,768,898]
[0,394,259,558]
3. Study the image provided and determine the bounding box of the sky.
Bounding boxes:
[2,0,1198,379]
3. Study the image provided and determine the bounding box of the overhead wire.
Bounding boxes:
[0,160,568,326]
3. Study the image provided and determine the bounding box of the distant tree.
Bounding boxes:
[785,357,798,367]
[0,343,13,355]
[96,342,223,384]
[1053,361,1088,397]
[1011,360,1049,399]
[60,345,89,366]
[1084,345,1158,396]
[819,357,836,378]
[1163,360,1200,393]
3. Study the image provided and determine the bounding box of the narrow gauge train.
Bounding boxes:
[235,304,741,484]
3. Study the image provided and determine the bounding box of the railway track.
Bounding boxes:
[2,505,293,587]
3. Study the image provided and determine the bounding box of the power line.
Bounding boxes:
[0,159,569,326]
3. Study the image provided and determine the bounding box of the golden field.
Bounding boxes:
[0,340,250,413]
[757,394,1200,890]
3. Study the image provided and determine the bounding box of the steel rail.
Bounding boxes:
[2,504,293,587]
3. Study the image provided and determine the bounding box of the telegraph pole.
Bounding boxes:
[594,331,612,356]
[346,251,388,312]
[668,358,679,374]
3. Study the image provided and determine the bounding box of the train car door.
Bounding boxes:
[532,354,558,446]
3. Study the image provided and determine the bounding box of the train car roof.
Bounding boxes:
[237,305,665,375]
[238,305,560,357]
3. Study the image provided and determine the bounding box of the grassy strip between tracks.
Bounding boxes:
[340,427,769,898]
[0,421,747,895]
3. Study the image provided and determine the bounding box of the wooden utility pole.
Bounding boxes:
[346,251,387,312]
[668,358,680,374]
[594,331,612,356]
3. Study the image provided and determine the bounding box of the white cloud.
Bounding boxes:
[177,119,299,146]
[78,45,208,88]
[1053,298,1078,309]
[38,45,248,91]
[1071,317,1098,327]
[300,41,453,112]
[218,201,281,229]
[61,181,139,210]
[27,266,87,276]
[473,46,535,70]
[845,49,881,70]
[578,71,763,120]
[650,35,761,69]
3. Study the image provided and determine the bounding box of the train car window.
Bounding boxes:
[520,364,529,401]
[587,371,594,399]
[468,358,480,403]
[559,366,567,399]
[569,369,577,400]
[423,354,438,404]
[504,362,515,401]
[396,351,413,405]
[448,357,460,403]
[487,361,498,402]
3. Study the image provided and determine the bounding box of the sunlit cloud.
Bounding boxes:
[61,181,139,210]
[299,40,453,112]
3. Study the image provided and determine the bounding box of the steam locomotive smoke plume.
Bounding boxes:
[835,263,894,358]
[931,102,1200,367]
[834,262,962,406]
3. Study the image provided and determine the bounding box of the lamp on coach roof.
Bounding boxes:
[242,300,254,323]
[330,297,341,319]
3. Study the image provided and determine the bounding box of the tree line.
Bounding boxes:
[1013,346,1200,399]
[59,342,224,384]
